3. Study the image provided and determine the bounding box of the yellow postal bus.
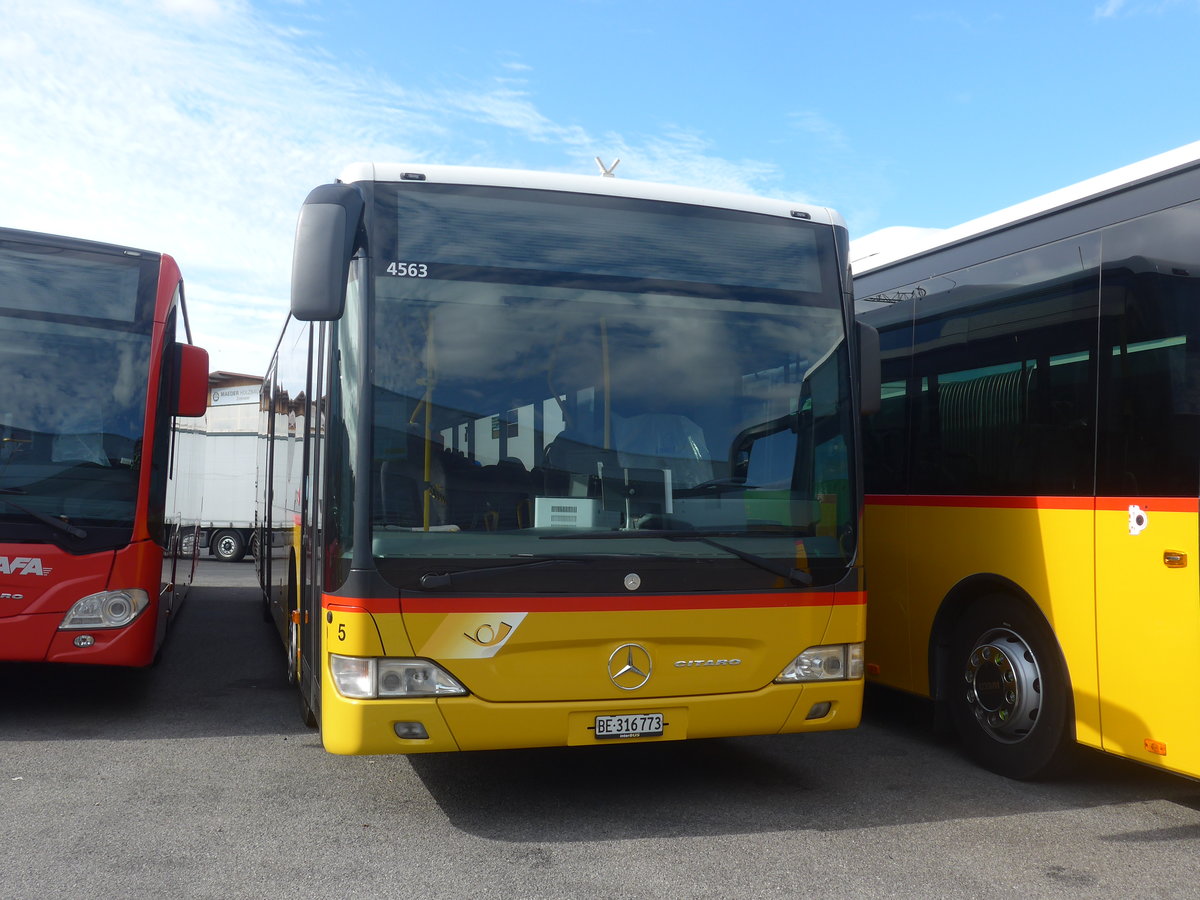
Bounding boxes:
[257,163,878,754]
[855,143,1200,779]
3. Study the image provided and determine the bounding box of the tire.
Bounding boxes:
[285,560,299,685]
[282,558,313,726]
[948,596,1075,780]
[291,619,318,728]
[212,530,246,563]
[299,680,318,729]
[286,614,300,685]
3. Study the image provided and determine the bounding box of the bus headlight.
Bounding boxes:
[774,643,864,682]
[59,590,150,630]
[330,655,469,699]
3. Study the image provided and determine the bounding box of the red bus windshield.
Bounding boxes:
[0,240,157,553]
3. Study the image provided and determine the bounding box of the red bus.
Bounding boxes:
[0,227,209,666]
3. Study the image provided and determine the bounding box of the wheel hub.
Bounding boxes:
[963,627,1042,743]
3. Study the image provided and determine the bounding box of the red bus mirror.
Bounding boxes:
[176,343,210,417]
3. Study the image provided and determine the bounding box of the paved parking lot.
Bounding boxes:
[2,560,1198,899]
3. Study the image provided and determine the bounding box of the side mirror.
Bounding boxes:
[175,343,210,417]
[856,321,881,416]
[291,183,365,322]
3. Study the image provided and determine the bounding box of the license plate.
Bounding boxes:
[593,713,665,739]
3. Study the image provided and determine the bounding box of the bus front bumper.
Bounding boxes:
[319,678,863,755]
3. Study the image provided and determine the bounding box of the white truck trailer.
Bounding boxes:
[187,374,261,562]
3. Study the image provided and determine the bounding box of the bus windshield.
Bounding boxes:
[363,184,856,588]
[0,244,154,550]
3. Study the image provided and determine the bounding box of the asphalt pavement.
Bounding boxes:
[2,559,1198,899]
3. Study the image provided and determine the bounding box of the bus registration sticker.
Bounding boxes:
[593,713,665,739]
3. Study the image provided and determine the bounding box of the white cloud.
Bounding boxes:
[0,0,805,375]
[155,0,239,21]
[578,129,782,197]
[1094,0,1200,15]
[789,111,851,153]
[0,0,409,373]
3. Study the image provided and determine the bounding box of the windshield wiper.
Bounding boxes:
[418,553,649,591]
[677,478,759,496]
[541,529,812,586]
[662,533,813,587]
[0,490,88,540]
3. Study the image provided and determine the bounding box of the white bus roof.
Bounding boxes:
[336,162,846,229]
[851,140,1200,275]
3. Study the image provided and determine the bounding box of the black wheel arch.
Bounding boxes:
[927,573,1072,718]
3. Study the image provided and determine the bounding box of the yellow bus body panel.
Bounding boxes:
[865,499,1102,750]
[319,598,864,755]
[867,495,1200,779]
[1095,502,1200,777]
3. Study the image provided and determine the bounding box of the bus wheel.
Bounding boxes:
[948,598,1074,780]
[299,682,318,729]
[212,530,246,562]
[286,614,300,685]
[291,620,317,727]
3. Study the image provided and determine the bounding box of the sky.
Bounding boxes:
[2,0,1199,376]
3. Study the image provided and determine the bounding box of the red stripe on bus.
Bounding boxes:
[1094,497,1197,513]
[866,494,1198,513]
[866,494,1093,510]
[323,591,866,616]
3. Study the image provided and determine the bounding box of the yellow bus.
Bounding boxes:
[855,143,1200,779]
[256,163,878,754]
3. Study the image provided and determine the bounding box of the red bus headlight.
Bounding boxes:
[59,590,150,630]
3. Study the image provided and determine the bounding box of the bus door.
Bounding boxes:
[1094,496,1200,777]
[1093,240,1200,779]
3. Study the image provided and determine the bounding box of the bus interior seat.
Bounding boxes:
[541,430,619,498]
[377,454,448,527]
